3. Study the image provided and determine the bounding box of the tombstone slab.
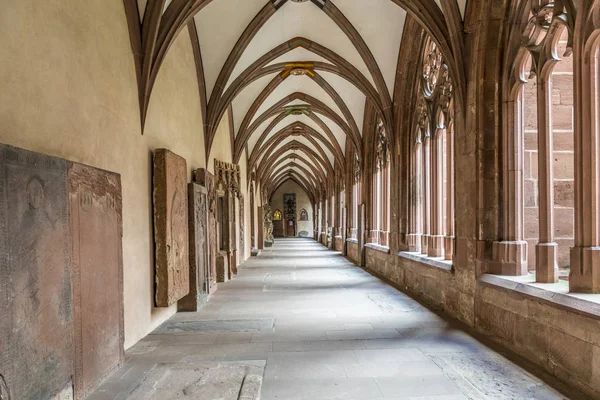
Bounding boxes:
[178,183,210,312]
[153,149,190,307]
[193,169,217,292]
[0,144,73,400]
[68,162,124,399]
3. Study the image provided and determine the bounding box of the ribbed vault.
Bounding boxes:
[123,0,467,204]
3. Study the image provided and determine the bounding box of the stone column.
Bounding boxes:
[382,164,390,247]
[407,144,422,252]
[570,38,600,293]
[536,76,559,283]
[492,93,528,274]
[429,129,445,257]
[358,204,366,267]
[421,136,431,255]
[445,127,455,261]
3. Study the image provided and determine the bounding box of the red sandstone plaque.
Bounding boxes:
[153,149,190,307]
[193,168,218,292]
[178,183,210,311]
[69,163,124,399]
[0,144,73,400]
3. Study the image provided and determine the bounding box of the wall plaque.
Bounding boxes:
[153,149,189,307]
[193,169,217,291]
[0,144,73,400]
[68,162,124,399]
[178,183,210,311]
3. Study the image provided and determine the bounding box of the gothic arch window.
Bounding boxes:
[569,12,600,292]
[497,0,575,283]
[406,34,455,261]
[371,119,391,246]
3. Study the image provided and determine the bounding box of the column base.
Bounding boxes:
[570,246,600,293]
[536,242,559,283]
[421,234,430,255]
[444,236,455,261]
[490,240,528,275]
[407,233,421,252]
[427,235,445,257]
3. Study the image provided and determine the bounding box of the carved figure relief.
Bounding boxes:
[193,169,217,290]
[153,149,190,307]
[0,145,73,400]
[284,194,296,220]
[300,209,309,221]
[179,183,210,311]
[239,197,245,258]
[263,205,274,246]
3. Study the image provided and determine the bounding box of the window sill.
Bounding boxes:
[365,243,390,254]
[346,238,358,244]
[479,274,600,319]
[397,251,453,273]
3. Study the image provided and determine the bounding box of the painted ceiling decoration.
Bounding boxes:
[123,0,467,203]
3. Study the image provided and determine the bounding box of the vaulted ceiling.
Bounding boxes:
[126,0,467,203]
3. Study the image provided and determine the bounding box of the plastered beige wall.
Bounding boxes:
[270,180,314,236]
[207,111,233,173]
[0,0,205,349]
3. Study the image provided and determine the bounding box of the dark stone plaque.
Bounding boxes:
[0,144,73,400]
[153,149,190,307]
[178,183,210,312]
[68,162,124,399]
[193,169,217,292]
[239,196,245,262]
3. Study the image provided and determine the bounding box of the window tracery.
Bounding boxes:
[407,34,455,261]
[371,119,391,247]
[495,0,576,282]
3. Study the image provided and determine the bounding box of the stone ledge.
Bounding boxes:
[346,238,358,244]
[397,251,453,273]
[479,274,600,320]
[365,243,391,254]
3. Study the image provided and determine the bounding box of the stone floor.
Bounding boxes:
[89,238,570,400]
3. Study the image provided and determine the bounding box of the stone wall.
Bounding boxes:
[476,276,600,398]
[346,240,360,264]
[358,251,600,398]
[334,236,344,252]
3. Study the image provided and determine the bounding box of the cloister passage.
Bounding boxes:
[4,1,600,399]
[89,238,569,399]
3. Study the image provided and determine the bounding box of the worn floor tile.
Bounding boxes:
[87,238,569,400]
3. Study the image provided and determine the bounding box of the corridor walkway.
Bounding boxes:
[90,238,568,400]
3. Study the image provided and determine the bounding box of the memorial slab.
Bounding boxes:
[193,169,217,292]
[0,144,73,400]
[178,183,210,312]
[153,149,190,307]
[68,162,124,399]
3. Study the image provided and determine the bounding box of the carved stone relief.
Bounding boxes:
[193,169,217,292]
[178,183,210,311]
[263,205,274,247]
[239,195,244,261]
[68,162,124,399]
[153,149,189,307]
[0,144,73,400]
